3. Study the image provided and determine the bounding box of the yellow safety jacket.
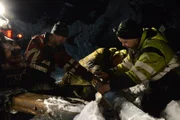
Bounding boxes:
[79,47,127,73]
[62,47,127,86]
[110,28,180,87]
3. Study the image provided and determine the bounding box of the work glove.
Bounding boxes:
[57,72,73,87]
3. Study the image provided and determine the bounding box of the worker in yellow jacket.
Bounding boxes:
[95,19,180,117]
[59,47,127,100]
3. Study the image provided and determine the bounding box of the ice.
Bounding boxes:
[162,100,180,120]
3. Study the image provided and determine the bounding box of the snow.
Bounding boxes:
[44,97,86,113]
[113,97,165,120]
[31,97,88,120]
[162,100,180,120]
[74,93,105,120]
[30,84,180,120]
[73,91,165,120]
[74,101,105,120]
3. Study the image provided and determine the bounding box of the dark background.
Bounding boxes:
[1,0,180,51]
[2,0,110,24]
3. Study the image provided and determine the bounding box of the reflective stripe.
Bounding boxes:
[29,63,48,73]
[135,61,156,75]
[152,56,180,81]
[131,66,147,81]
[32,51,40,62]
[122,57,133,69]
[39,37,44,44]
[63,62,79,71]
[63,63,71,71]
[42,60,51,66]
[26,48,38,59]
[69,59,76,64]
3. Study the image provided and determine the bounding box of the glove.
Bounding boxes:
[57,72,73,87]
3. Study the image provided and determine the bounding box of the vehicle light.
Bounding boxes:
[6,29,13,38]
[17,34,23,39]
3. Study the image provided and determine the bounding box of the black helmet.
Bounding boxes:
[116,19,142,39]
[51,21,69,37]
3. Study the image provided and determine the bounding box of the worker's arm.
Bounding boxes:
[79,48,127,73]
[24,35,44,63]
[108,52,166,90]
[79,48,115,73]
[54,48,93,81]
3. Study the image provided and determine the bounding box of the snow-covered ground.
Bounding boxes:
[31,97,88,120]
[30,84,180,120]
[162,101,180,120]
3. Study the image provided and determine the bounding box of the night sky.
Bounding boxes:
[2,0,65,22]
[2,0,109,24]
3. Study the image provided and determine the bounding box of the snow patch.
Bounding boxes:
[162,100,180,120]
[128,82,149,95]
[74,93,105,120]
[31,97,87,120]
[44,97,85,114]
[113,97,165,120]
[74,101,105,120]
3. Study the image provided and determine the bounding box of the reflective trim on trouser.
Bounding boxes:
[29,63,48,73]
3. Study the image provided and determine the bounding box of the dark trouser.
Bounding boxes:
[20,67,96,101]
[141,71,180,118]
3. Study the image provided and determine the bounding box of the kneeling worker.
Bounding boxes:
[95,19,180,117]
[21,21,94,99]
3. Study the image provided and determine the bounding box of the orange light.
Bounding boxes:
[6,30,13,38]
[17,34,23,39]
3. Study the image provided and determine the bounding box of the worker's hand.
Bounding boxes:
[97,83,111,94]
[58,72,73,86]
[92,78,111,94]
[94,71,109,80]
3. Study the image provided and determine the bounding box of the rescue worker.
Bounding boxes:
[20,21,93,98]
[0,32,25,88]
[59,47,127,99]
[95,19,180,117]
[60,47,127,85]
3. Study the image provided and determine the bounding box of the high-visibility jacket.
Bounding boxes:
[79,47,127,73]
[25,33,92,81]
[62,47,127,86]
[109,28,180,89]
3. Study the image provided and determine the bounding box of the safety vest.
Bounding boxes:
[25,33,93,81]
[114,28,180,83]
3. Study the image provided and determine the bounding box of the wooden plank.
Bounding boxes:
[11,93,52,115]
